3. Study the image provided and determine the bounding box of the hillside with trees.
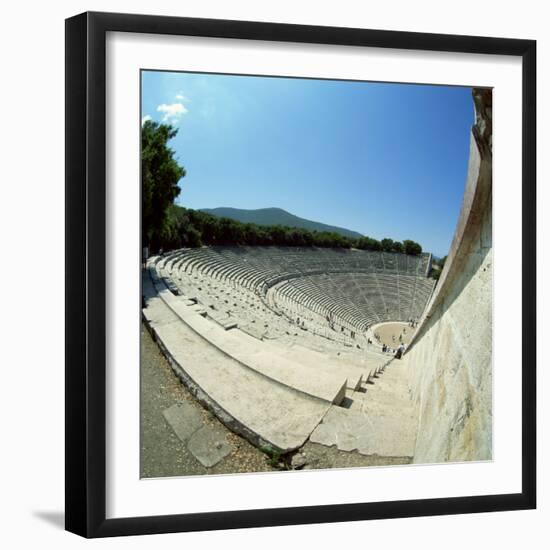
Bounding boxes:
[200,207,363,239]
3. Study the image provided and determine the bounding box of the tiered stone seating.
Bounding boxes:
[271,270,433,333]
[174,246,431,287]
[158,246,435,349]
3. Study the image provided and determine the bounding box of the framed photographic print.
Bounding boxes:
[65,11,536,538]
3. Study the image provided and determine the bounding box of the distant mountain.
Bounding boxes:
[200,207,363,239]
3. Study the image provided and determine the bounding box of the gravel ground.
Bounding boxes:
[373,322,414,347]
[141,323,412,478]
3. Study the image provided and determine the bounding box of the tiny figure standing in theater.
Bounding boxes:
[395,343,405,359]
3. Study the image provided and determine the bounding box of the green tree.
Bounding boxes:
[142,120,186,251]
[153,203,427,255]
[201,215,221,245]
[403,239,422,255]
[380,238,394,252]
[391,241,404,253]
[356,236,381,251]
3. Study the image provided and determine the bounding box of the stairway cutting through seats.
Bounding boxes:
[309,358,417,457]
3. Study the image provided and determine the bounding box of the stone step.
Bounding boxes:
[169,297,347,405]
[376,364,407,377]
[380,361,411,376]
[348,387,415,418]
[143,289,331,453]
[206,309,239,330]
[149,272,347,405]
[272,343,365,390]
[309,405,416,457]
[239,324,266,340]
[370,376,412,397]
[330,350,390,379]
[367,372,411,394]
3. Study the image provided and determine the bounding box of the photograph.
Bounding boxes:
[140,69,493,478]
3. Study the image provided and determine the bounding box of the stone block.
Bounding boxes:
[187,425,232,467]
[162,402,203,443]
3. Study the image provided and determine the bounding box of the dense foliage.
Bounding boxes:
[429,255,448,281]
[159,205,424,256]
[142,120,186,250]
[142,122,425,257]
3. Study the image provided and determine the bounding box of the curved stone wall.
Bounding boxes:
[405,88,493,463]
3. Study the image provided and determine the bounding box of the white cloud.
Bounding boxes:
[156,102,188,124]
[141,114,152,125]
[175,92,189,102]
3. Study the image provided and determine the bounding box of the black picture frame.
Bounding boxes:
[65,11,536,538]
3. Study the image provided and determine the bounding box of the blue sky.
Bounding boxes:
[142,70,474,257]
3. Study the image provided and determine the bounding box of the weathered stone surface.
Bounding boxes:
[406,88,492,464]
[309,405,415,457]
[162,402,203,444]
[187,425,232,467]
[159,287,348,405]
[291,453,308,470]
[274,343,364,390]
[309,357,418,457]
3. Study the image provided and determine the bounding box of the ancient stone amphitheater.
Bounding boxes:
[143,88,493,465]
[144,246,435,458]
